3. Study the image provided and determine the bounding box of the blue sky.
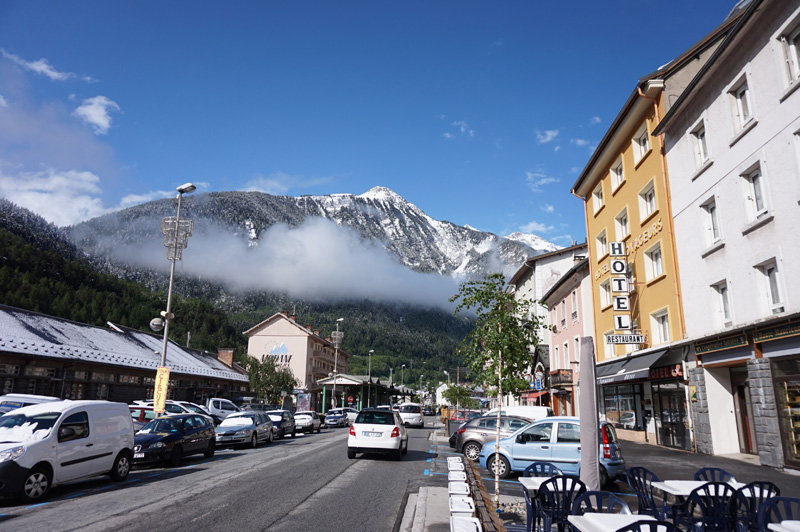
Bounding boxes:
[0,1,739,246]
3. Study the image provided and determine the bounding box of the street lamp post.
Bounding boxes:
[331,318,343,411]
[443,370,450,385]
[367,349,374,407]
[419,374,423,401]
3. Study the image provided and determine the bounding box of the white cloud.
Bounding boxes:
[525,171,558,192]
[536,129,559,144]
[451,120,475,137]
[541,204,555,213]
[520,221,555,233]
[243,171,329,195]
[443,132,454,140]
[591,116,601,124]
[72,96,120,135]
[0,166,110,226]
[0,94,6,108]
[571,138,590,147]
[1,49,75,81]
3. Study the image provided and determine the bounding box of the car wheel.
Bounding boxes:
[291,429,296,438]
[278,428,285,440]
[489,454,510,479]
[109,450,131,481]
[21,466,51,502]
[267,431,273,444]
[599,465,611,489]
[394,448,402,461]
[317,425,321,433]
[169,445,183,467]
[401,439,408,455]
[250,434,258,448]
[204,439,216,458]
[347,448,356,459]
[463,442,482,462]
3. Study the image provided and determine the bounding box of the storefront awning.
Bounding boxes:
[596,348,669,385]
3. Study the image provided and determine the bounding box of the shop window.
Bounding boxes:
[601,384,644,431]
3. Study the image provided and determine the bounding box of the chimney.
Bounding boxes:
[218,348,234,368]
[289,314,296,321]
[314,330,320,336]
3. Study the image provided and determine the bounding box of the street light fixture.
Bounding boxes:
[367,349,374,408]
[443,370,450,385]
[331,318,344,411]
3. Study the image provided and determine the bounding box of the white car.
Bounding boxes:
[347,408,408,460]
[294,411,322,433]
[132,400,217,423]
[398,403,424,428]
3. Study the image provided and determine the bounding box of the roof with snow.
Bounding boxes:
[0,304,248,382]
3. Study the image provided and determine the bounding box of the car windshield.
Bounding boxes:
[355,411,395,425]
[328,409,343,416]
[0,412,61,443]
[400,405,420,413]
[295,412,312,417]
[139,417,182,434]
[182,404,204,413]
[220,415,255,427]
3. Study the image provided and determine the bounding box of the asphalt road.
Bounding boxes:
[0,423,436,532]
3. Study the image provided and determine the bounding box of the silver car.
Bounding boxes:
[454,415,532,461]
[214,412,273,448]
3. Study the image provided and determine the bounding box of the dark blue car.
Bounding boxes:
[133,414,216,466]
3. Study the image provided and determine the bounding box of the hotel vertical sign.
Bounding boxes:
[607,242,645,345]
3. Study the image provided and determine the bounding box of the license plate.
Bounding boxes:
[363,431,381,437]
[134,453,144,459]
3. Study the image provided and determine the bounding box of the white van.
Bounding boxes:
[0,400,134,501]
[206,398,240,420]
[0,393,60,415]
[484,405,553,421]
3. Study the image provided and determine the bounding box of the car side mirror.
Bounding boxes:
[516,434,524,444]
[58,426,76,442]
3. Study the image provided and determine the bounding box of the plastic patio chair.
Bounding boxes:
[534,475,586,532]
[615,520,682,532]
[694,466,737,483]
[671,481,736,532]
[571,490,632,516]
[523,487,536,532]
[757,496,800,532]
[731,481,780,532]
[626,467,669,520]
[523,461,563,478]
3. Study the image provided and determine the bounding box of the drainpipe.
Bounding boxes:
[637,85,687,340]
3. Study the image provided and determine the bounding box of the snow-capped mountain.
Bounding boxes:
[67,186,560,282]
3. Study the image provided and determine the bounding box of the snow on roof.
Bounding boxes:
[0,305,247,382]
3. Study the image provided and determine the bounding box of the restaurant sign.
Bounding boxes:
[753,321,800,343]
[695,333,748,355]
[650,364,682,380]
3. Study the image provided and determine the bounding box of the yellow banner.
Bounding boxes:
[154,367,170,413]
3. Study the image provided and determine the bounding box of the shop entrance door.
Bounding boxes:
[654,382,688,450]
[730,367,757,455]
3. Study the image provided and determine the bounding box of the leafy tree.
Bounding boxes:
[449,272,549,503]
[245,356,298,404]
[442,384,475,409]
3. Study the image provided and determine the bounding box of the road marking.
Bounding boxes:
[424,469,430,475]
[24,503,49,509]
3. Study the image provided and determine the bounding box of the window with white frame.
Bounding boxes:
[593,183,604,213]
[596,229,608,260]
[633,123,650,163]
[603,330,615,359]
[625,319,640,354]
[743,166,768,220]
[712,280,732,327]
[639,181,656,220]
[644,242,663,281]
[560,300,567,329]
[651,310,670,344]
[611,158,624,190]
[757,260,785,315]
[780,23,800,85]
[574,338,580,363]
[571,290,578,321]
[563,342,569,368]
[615,208,629,241]
[554,346,560,370]
[600,279,611,307]
[692,122,710,167]
[730,77,754,132]
[701,198,721,245]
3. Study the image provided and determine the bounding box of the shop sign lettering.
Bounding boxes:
[649,364,682,380]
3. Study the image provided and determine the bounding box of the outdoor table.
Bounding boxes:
[568,513,655,532]
[518,475,570,494]
[448,461,465,471]
[449,470,467,481]
[768,521,800,532]
[450,515,483,532]
[449,481,470,496]
[449,495,476,517]
[651,480,745,497]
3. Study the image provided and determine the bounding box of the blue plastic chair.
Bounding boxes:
[758,497,800,532]
[535,475,586,532]
[571,490,632,516]
[523,461,563,478]
[615,520,682,532]
[694,466,737,483]
[672,481,736,532]
[626,467,668,520]
[731,481,780,532]
[523,487,536,532]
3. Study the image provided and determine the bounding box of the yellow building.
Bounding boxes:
[569,11,741,449]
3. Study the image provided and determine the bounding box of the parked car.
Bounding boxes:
[422,405,434,416]
[133,414,216,466]
[129,405,159,431]
[325,408,354,427]
[0,400,134,501]
[214,411,273,448]
[453,415,532,461]
[450,409,482,423]
[205,398,241,420]
[242,403,281,413]
[265,410,296,439]
[375,405,392,411]
[347,408,408,460]
[294,411,322,433]
[477,416,626,487]
[132,400,219,424]
[398,403,425,428]
[484,405,553,421]
[0,393,60,415]
[342,407,359,424]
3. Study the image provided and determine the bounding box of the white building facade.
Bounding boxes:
[654,0,800,470]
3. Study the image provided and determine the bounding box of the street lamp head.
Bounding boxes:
[177,183,196,194]
[336,317,344,322]
[443,370,448,375]
[368,349,374,354]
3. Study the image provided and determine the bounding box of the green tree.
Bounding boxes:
[449,272,549,503]
[442,384,475,409]
[246,356,298,404]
